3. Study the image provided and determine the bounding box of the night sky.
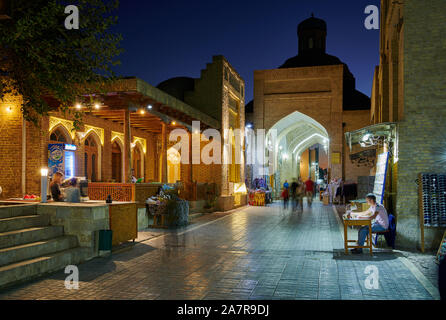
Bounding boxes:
[113,0,380,104]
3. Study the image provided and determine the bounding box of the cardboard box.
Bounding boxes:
[323,194,330,205]
[350,200,370,212]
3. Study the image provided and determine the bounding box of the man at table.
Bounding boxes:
[349,193,389,254]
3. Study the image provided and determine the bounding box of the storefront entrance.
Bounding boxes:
[132,146,142,179]
[84,135,99,182]
[112,141,122,183]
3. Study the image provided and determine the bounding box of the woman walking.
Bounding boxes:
[281,187,289,210]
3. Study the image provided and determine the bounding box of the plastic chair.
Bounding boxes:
[374,214,396,249]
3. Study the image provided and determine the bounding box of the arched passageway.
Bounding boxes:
[260,111,331,195]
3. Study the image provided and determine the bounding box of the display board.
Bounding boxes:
[418,173,446,252]
[419,173,446,227]
[373,152,389,205]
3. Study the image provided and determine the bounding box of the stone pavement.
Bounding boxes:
[0,201,440,300]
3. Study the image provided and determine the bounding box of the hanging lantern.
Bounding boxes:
[0,0,11,20]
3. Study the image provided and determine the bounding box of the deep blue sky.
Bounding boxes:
[113,0,380,104]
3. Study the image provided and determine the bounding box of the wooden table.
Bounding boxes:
[343,217,373,255]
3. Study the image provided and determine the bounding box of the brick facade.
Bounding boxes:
[372,0,446,250]
[252,65,371,188]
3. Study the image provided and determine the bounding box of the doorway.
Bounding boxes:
[112,141,122,182]
[84,135,99,182]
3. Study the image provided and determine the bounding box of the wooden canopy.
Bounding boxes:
[47,77,220,134]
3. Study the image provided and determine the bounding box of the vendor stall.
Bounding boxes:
[145,184,189,229]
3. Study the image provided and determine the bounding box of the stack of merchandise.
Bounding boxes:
[421,174,446,227]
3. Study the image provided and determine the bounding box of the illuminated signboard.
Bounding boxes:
[64,144,77,151]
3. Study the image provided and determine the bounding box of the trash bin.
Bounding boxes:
[98,230,113,251]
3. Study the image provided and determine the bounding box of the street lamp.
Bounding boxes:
[40,168,49,203]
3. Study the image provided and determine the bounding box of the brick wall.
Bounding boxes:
[396,0,446,250]
[0,94,22,199]
[253,65,355,183]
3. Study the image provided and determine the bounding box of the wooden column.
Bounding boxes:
[124,108,132,183]
[161,122,168,183]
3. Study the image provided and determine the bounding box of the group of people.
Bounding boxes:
[281,177,315,212]
[50,172,81,203]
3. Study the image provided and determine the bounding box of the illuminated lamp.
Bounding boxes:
[40,168,49,203]
[234,183,247,194]
[362,132,372,142]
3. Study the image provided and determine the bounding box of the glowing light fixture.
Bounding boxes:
[6,106,12,113]
[292,134,328,154]
[147,105,153,110]
[234,183,248,194]
[94,103,101,110]
[40,168,49,203]
[140,109,145,115]
[171,121,177,126]
[41,168,49,177]
[362,132,372,142]
[75,104,82,110]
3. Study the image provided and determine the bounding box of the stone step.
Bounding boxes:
[0,205,37,220]
[0,236,78,267]
[0,226,64,250]
[0,247,92,290]
[0,215,49,233]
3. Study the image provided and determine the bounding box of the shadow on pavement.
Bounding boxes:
[333,249,400,261]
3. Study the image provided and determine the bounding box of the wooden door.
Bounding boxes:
[112,141,122,182]
[85,136,98,182]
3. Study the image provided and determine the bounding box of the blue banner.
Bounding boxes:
[48,144,65,178]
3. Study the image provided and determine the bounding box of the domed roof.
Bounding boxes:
[279,53,344,69]
[298,14,327,33]
[156,77,195,102]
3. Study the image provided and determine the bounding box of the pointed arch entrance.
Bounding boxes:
[111,138,124,183]
[264,111,330,195]
[84,133,101,182]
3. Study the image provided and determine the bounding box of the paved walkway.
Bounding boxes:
[0,202,439,300]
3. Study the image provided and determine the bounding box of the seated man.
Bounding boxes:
[65,178,81,203]
[350,193,389,254]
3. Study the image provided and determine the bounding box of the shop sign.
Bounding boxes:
[64,144,77,151]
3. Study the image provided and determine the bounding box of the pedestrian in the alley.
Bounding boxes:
[349,193,389,254]
[283,180,289,191]
[305,177,315,207]
[290,178,299,212]
[296,177,305,212]
[281,187,289,210]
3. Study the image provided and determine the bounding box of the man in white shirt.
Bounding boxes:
[349,193,389,254]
